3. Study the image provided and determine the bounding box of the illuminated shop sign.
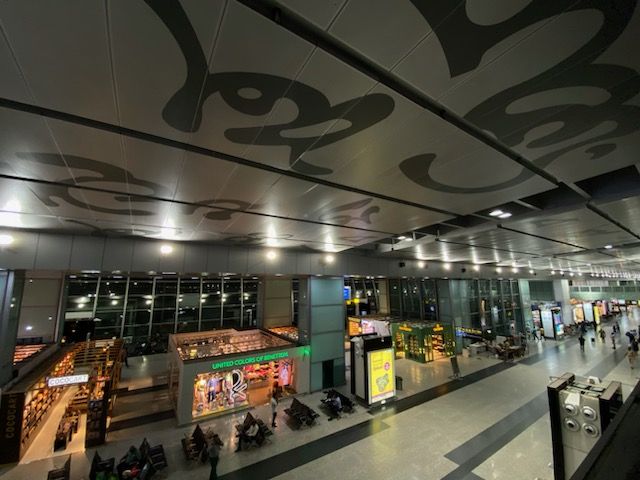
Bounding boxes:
[399,326,413,332]
[455,327,483,337]
[211,351,290,371]
[47,374,89,387]
[433,324,444,332]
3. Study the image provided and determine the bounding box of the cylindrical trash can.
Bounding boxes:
[395,375,403,391]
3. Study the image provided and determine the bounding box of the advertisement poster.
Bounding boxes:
[367,348,395,404]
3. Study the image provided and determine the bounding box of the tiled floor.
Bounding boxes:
[1,319,638,480]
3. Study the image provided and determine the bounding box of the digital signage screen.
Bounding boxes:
[367,348,395,404]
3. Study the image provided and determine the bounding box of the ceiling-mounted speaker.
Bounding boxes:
[461,268,467,273]
[399,262,406,268]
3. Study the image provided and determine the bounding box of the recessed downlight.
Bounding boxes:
[498,212,512,219]
[266,250,277,261]
[160,244,173,255]
[418,261,425,268]
[604,244,613,249]
[397,235,406,240]
[489,210,503,217]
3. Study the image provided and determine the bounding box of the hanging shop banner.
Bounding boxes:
[47,374,89,387]
[367,348,395,404]
[455,326,483,338]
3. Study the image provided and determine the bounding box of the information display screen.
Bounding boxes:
[367,348,395,404]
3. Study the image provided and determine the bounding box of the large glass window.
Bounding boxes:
[152,278,177,339]
[242,278,259,327]
[124,278,152,340]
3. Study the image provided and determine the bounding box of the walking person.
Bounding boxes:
[531,328,539,342]
[627,346,637,370]
[208,434,223,480]
[270,393,278,428]
[578,335,585,352]
[611,331,616,350]
[599,328,606,342]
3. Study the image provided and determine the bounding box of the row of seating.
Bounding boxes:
[320,389,355,416]
[181,423,208,462]
[90,437,167,480]
[235,412,272,450]
[284,398,320,428]
[47,455,70,480]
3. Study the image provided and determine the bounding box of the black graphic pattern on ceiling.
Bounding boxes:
[145,0,395,176]
[402,0,640,194]
[13,153,257,221]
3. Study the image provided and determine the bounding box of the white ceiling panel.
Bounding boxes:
[329,0,430,69]
[191,1,317,162]
[504,208,638,250]
[596,197,640,238]
[108,0,225,140]
[241,47,382,174]
[0,0,117,122]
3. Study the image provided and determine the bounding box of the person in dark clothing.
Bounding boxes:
[611,331,616,350]
[531,328,539,341]
[122,347,129,368]
[208,434,223,480]
[599,328,606,342]
[578,335,586,352]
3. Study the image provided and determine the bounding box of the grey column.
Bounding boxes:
[0,271,20,387]
[262,278,292,328]
[309,277,345,391]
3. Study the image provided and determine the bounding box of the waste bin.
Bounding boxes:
[395,375,403,391]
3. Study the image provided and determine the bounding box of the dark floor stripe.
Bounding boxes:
[217,361,514,480]
[114,383,168,397]
[108,409,175,432]
[219,418,390,480]
[518,343,563,365]
[374,360,516,418]
[442,348,627,479]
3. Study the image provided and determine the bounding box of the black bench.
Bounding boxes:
[235,412,272,450]
[47,455,71,480]
[181,423,208,461]
[284,398,320,428]
[321,389,355,415]
[140,437,168,471]
[89,451,115,480]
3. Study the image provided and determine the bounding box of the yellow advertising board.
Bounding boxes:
[367,348,395,404]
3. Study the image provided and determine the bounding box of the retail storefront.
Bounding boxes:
[532,303,564,338]
[391,322,455,363]
[168,329,310,425]
[0,340,122,463]
[347,315,392,337]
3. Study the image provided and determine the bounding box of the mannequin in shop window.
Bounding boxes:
[207,375,219,405]
[196,378,207,412]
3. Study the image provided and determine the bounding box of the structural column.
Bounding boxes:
[0,271,21,387]
[553,279,573,326]
[308,277,345,391]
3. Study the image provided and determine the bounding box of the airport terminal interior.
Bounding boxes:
[1,1,640,479]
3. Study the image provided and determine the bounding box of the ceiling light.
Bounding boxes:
[324,254,335,264]
[604,244,613,249]
[569,272,574,277]
[529,269,534,274]
[496,267,502,273]
[145,299,152,305]
[397,235,406,240]
[443,263,451,270]
[160,244,173,255]
[25,325,33,331]
[266,250,277,261]
[489,210,503,217]
[498,212,512,219]
[473,265,480,272]
[78,303,85,309]
[0,234,14,246]
[111,300,118,306]
[550,270,555,275]
[511,267,518,273]
[559,270,564,275]
[418,261,425,268]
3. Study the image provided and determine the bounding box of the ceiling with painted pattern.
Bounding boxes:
[0,0,639,276]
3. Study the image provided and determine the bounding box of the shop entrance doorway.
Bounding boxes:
[322,359,334,389]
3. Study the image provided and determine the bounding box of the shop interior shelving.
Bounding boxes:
[172,328,293,361]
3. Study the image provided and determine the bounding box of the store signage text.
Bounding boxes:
[211,351,290,370]
[433,324,444,332]
[2,394,18,439]
[455,327,482,337]
[399,326,413,332]
[47,374,89,387]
